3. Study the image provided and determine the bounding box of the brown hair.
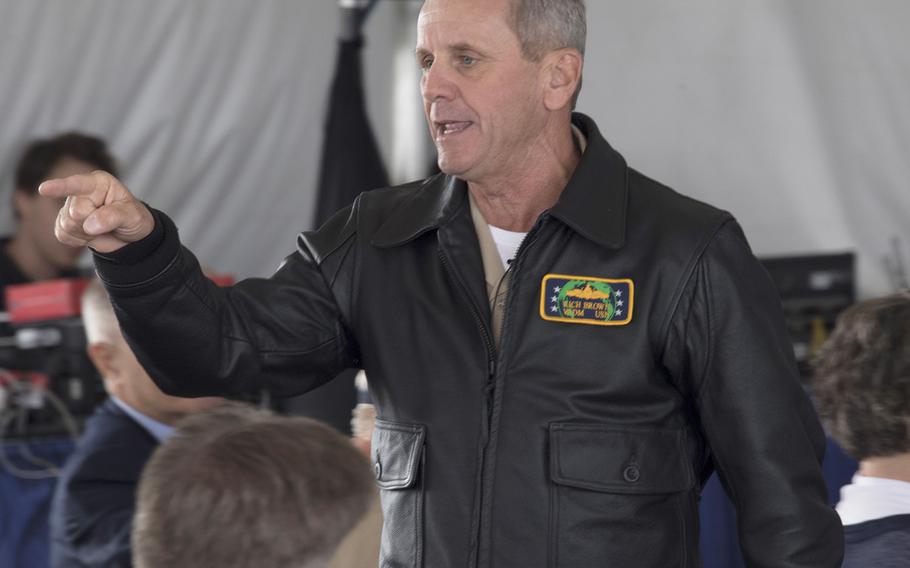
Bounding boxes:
[132,403,374,568]
[811,292,910,460]
[15,131,118,195]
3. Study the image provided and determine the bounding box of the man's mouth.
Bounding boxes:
[435,121,473,137]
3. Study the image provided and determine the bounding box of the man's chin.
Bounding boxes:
[436,155,471,178]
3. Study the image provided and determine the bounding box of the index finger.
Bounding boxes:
[38,174,102,199]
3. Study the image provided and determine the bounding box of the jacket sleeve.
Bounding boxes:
[93,205,359,398]
[663,219,844,567]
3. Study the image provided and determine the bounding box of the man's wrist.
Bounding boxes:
[92,204,164,265]
[93,207,181,288]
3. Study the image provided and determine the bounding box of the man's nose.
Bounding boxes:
[421,63,457,102]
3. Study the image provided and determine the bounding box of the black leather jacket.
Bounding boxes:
[96,114,843,567]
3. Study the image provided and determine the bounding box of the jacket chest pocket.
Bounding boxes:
[372,418,426,568]
[548,423,696,568]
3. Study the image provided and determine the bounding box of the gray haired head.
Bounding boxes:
[509,0,587,61]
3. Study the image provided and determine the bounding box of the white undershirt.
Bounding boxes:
[488,224,527,268]
[836,474,910,525]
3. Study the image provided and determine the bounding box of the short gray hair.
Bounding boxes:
[509,0,587,61]
[509,0,586,107]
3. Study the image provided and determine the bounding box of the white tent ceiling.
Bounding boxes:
[0,0,906,297]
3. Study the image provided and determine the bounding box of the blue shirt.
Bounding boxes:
[110,396,175,442]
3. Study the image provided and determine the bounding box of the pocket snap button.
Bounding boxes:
[622,464,640,483]
[374,461,382,480]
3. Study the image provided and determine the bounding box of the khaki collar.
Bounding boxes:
[469,192,506,295]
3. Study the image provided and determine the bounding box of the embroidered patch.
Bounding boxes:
[539,274,634,326]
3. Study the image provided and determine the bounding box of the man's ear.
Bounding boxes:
[87,342,117,379]
[542,48,583,111]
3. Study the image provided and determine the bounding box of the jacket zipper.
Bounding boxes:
[439,212,549,567]
[437,249,496,568]
[471,213,547,567]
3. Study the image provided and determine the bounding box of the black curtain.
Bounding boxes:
[314,37,388,225]
[280,36,388,434]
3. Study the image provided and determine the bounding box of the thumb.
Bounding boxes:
[83,200,154,241]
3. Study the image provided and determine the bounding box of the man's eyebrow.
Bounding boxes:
[415,43,487,57]
[449,42,484,54]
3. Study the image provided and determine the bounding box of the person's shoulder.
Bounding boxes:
[60,401,158,485]
[844,514,910,541]
[843,514,910,568]
[625,168,734,249]
[301,176,437,261]
[0,238,30,288]
[629,168,731,226]
[355,175,438,217]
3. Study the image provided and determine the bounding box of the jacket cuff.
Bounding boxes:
[92,208,180,287]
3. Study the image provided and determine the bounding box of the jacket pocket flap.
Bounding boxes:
[549,423,694,494]
[372,418,426,490]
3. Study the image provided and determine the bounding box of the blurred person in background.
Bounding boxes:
[812,292,910,567]
[132,403,375,568]
[0,132,117,310]
[0,132,118,568]
[49,279,222,567]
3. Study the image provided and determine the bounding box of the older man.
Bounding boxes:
[49,280,221,567]
[42,0,842,566]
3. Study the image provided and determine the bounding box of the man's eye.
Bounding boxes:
[420,56,434,70]
[460,55,476,66]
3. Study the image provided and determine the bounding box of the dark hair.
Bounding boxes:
[132,403,374,568]
[811,292,910,461]
[14,132,118,194]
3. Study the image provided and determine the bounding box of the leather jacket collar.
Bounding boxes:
[372,113,628,249]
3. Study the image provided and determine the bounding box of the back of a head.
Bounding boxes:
[132,403,374,568]
[811,292,910,461]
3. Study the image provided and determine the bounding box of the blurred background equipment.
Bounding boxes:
[759,252,856,379]
[1,279,99,568]
[1,278,103,443]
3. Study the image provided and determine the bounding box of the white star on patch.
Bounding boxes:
[615,290,622,298]
[616,300,624,307]
[550,295,558,302]
[550,305,558,313]
[616,309,623,316]
[553,286,560,293]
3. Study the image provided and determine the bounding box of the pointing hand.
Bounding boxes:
[38,171,155,254]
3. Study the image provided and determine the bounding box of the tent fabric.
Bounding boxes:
[581,1,910,298]
[0,1,907,294]
[313,37,389,227]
